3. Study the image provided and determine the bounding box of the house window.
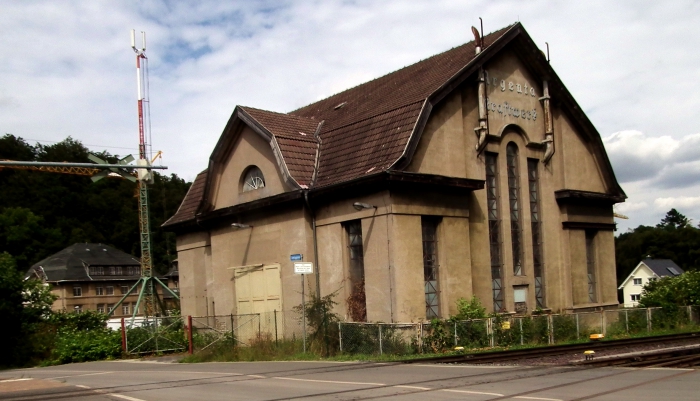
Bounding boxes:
[586,231,597,303]
[506,143,523,276]
[97,304,105,314]
[74,305,83,313]
[486,153,504,312]
[528,159,545,308]
[89,266,104,275]
[96,286,104,296]
[633,278,642,285]
[648,277,657,282]
[345,220,366,322]
[514,286,528,314]
[73,286,82,297]
[121,285,129,294]
[122,303,130,315]
[128,266,139,275]
[106,286,114,295]
[422,216,441,319]
[631,294,641,302]
[115,266,123,275]
[242,166,265,192]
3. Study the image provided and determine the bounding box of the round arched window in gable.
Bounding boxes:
[242,166,265,192]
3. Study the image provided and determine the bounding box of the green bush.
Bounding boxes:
[52,327,122,364]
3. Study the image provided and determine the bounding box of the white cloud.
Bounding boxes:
[654,196,700,210]
[1,0,700,233]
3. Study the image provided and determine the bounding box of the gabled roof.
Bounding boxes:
[26,243,140,283]
[164,22,625,230]
[618,259,684,289]
[642,259,684,277]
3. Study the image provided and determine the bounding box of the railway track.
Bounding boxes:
[403,331,700,365]
[574,344,700,368]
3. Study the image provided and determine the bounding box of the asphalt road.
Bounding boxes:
[1,359,698,400]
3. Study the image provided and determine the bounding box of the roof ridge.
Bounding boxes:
[289,24,514,115]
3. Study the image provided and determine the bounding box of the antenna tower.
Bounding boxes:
[106,30,179,324]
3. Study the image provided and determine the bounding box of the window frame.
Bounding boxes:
[241,166,266,192]
[106,286,114,296]
[73,286,82,297]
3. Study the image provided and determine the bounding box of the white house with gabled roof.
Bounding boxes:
[618,259,684,307]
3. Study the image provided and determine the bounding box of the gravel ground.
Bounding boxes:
[468,338,700,366]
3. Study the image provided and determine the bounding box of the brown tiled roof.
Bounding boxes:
[239,106,320,186]
[164,25,515,228]
[292,26,511,186]
[162,169,207,227]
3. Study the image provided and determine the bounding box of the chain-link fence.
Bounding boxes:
[336,305,700,356]
[122,315,187,355]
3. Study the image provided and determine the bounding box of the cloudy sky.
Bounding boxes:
[1,0,699,232]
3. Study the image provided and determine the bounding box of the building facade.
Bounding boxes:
[164,23,626,322]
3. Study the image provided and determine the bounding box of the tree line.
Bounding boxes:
[0,134,191,275]
[616,208,700,282]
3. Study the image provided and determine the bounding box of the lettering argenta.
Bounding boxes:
[484,70,537,97]
[487,99,537,121]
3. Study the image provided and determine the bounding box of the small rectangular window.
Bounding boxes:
[96,286,104,295]
[107,304,114,313]
[106,286,114,295]
[631,294,641,301]
[74,305,83,313]
[120,285,129,294]
[633,278,642,285]
[122,303,130,315]
[73,286,82,297]
[97,304,105,314]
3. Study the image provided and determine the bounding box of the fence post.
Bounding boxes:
[274,310,278,346]
[338,322,343,353]
[625,310,629,334]
[600,311,604,335]
[576,313,580,340]
[230,314,234,345]
[519,318,523,345]
[602,311,607,336]
[378,324,383,355]
[121,318,127,352]
[419,323,423,354]
[646,308,652,332]
[488,318,494,348]
[187,315,193,354]
[547,314,554,345]
[454,322,458,347]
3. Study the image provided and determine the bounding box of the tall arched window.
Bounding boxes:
[242,166,265,192]
[486,153,504,312]
[506,143,523,276]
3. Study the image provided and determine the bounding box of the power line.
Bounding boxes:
[20,137,139,152]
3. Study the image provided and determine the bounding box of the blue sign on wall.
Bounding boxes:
[290,254,303,261]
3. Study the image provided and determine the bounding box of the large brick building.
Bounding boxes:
[164,22,625,322]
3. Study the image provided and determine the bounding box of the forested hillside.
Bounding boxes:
[0,134,191,275]
[615,209,700,283]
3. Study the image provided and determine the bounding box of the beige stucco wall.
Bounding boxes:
[210,126,293,210]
